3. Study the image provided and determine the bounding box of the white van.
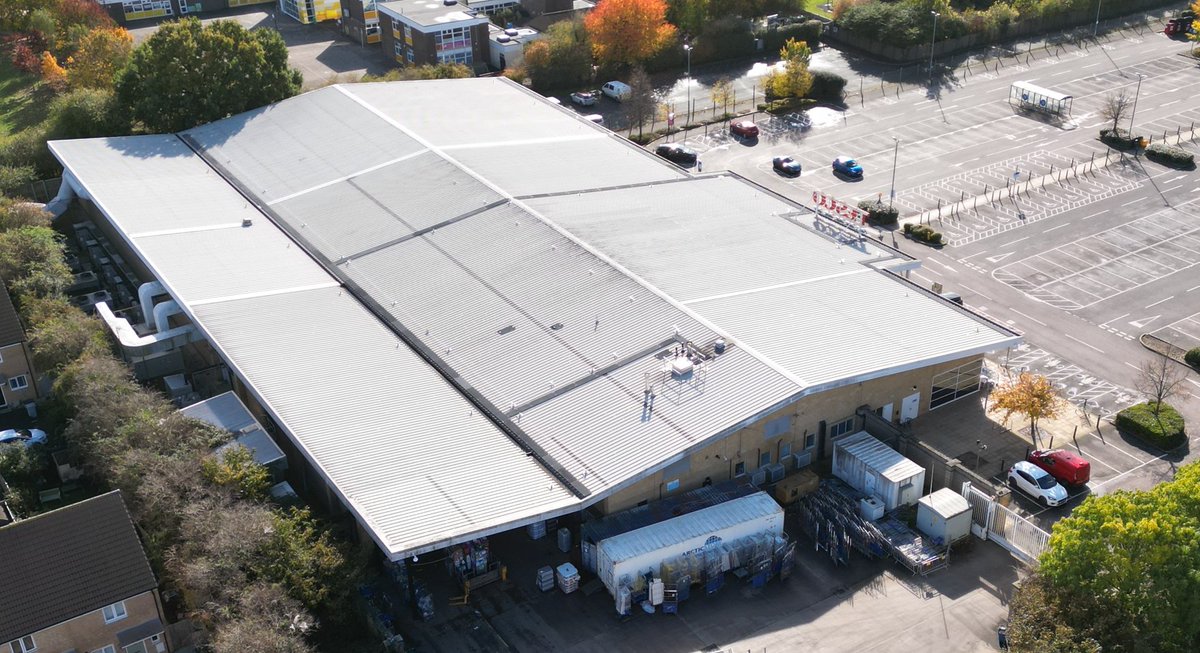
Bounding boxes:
[583,114,605,125]
[601,81,632,102]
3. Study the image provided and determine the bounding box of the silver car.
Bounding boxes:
[1007,460,1068,506]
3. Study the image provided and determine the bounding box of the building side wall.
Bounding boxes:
[0,342,37,410]
[599,354,986,514]
[14,590,164,653]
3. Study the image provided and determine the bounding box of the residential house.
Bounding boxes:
[0,491,169,653]
[0,283,36,413]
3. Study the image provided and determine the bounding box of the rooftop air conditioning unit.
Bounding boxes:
[751,468,768,487]
[504,27,519,36]
[497,34,510,43]
[670,357,694,378]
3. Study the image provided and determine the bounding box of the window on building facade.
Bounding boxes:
[804,432,816,449]
[102,600,128,623]
[7,636,36,653]
[8,375,28,391]
[734,461,745,476]
[406,48,415,63]
[763,415,790,439]
[435,26,472,53]
[122,0,172,19]
[122,642,149,653]
[759,450,771,467]
[94,646,116,653]
[829,417,855,439]
[780,441,791,459]
[437,50,472,65]
[930,359,984,409]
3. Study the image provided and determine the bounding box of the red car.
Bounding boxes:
[1026,449,1090,487]
[730,120,759,139]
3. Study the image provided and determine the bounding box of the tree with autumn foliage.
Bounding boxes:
[763,38,813,99]
[584,0,677,69]
[988,371,1063,444]
[67,26,133,90]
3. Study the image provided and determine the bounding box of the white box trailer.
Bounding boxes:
[916,488,972,546]
[595,492,784,596]
[833,431,925,511]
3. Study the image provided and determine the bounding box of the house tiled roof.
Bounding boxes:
[0,281,25,348]
[0,491,158,641]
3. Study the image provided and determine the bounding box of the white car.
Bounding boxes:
[583,114,604,125]
[0,428,47,448]
[1007,460,1068,506]
[570,90,599,106]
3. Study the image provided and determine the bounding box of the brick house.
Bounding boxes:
[0,491,170,653]
[0,282,37,413]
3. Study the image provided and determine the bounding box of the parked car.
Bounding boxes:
[1026,449,1091,487]
[583,114,605,126]
[601,81,631,102]
[772,156,802,176]
[939,291,963,306]
[0,428,47,448]
[832,156,863,178]
[570,90,599,106]
[731,120,760,139]
[1007,461,1068,506]
[545,96,562,106]
[655,143,698,166]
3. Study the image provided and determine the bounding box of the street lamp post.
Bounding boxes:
[683,44,693,124]
[929,11,940,80]
[1093,0,1103,38]
[1127,73,1144,141]
[889,137,900,209]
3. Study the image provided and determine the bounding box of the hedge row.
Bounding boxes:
[858,199,898,225]
[903,222,944,246]
[1186,347,1200,368]
[1115,402,1186,450]
[1145,143,1195,168]
[1099,127,1137,149]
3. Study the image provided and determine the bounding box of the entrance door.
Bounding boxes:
[900,392,920,423]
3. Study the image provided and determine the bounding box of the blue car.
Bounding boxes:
[832,156,863,178]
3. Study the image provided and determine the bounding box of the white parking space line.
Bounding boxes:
[1064,333,1104,353]
[1121,197,1144,207]
[1010,308,1047,326]
[1090,451,1172,491]
[1145,296,1174,309]
[960,284,993,301]
[1043,223,1070,233]
[1001,236,1029,249]
[1189,284,1200,293]
[1080,209,1110,221]
[1101,313,1129,326]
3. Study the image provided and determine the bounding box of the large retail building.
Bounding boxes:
[48,78,1019,561]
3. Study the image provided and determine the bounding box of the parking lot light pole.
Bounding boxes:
[1127,73,1144,138]
[929,11,940,80]
[683,44,692,124]
[1093,0,1102,37]
[889,137,900,209]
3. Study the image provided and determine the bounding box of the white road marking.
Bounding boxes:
[1145,296,1173,309]
[960,284,992,301]
[1064,333,1104,353]
[1124,361,1141,371]
[1188,285,1200,293]
[1080,209,1110,221]
[1001,236,1029,249]
[1100,313,1129,326]
[1090,451,1172,491]
[1121,197,1144,207]
[1010,308,1048,326]
[1043,223,1070,233]
[1129,315,1160,328]
[928,259,958,273]
[959,251,985,261]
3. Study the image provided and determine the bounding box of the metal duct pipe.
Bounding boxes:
[137,281,165,328]
[152,299,182,333]
[96,302,197,359]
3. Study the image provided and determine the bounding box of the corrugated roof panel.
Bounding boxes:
[185,86,424,202]
[179,391,258,433]
[344,79,615,148]
[191,287,577,554]
[524,176,875,302]
[49,136,261,235]
[271,151,502,261]
[598,492,782,562]
[836,432,925,483]
[450,138,683,196]
[520,346,798,493]
[688,270,1017,387]
[132,223,334,303]
[342,202,719,410]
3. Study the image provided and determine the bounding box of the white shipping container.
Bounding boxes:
[833,431,925,511]
[595,492,784,596]
[916,488,972,545]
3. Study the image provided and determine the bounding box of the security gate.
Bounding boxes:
[961,482,1050,565]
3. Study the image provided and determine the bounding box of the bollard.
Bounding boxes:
[1073,426,1080,453]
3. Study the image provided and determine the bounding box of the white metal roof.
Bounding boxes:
[597,491,782,562]
[179,391,259,433]
[49,78,1017,558]
[835,431,925,483]
[918,488,971,518]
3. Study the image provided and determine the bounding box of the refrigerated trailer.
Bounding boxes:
[832,431,925,512]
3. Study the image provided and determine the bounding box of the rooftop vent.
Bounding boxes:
[714,338,726,354]
[504,27,518,36]
[550,323,563,330]
[671,357,694,378]
[497,34,511,43]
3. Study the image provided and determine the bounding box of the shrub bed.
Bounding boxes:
[808,70,847,102]
[1099,127,1138,149]
[1186,347,1200,369]
[903,222,944,246]
[1145,143,1195,168]
[1115,402,1186,450]
[858,199,898,226]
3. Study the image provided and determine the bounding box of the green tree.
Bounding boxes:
[626,66,656,138]
[201,444,271,502]
[116,18,302,133]
[0,225,72,298]
[0,444,48,516]
[523,18,593,91]
[46,87,131,140]
[362,62,472,81]
[259,507,359,620]
[0,197,52,231]
[710,77,735,117]
[21,294,109,374]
